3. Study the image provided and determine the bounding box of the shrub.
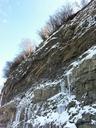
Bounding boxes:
[39,4,73,41]
[39,0,91,41]
[20,38,34,55]
[38,28,49,41]
[3,61,13,78]
[3,39,34,78]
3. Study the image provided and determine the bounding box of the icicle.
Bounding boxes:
[9,112,15,127]
[23,104,33,128]
[23,107,28,128]
[27,104,32,120]
[66,73,71,96]
[13,107,22,128]
[0,93,3,106]
[60,80,65,93]
[57,104,65,114]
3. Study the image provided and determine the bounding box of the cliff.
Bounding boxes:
[0,0,96,128]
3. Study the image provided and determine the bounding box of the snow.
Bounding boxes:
[12,81,96,127]
[35,24,64,55]
[36,79,62,90]
[70,105,96,123]
[32,110,69,127]
[32,46,96,127]
[26,91,96,127]
[9,45,96,127]
[65,122,77,128]
[65,46,96,77]
[91,120,96,125]
[73,4,96,38]
[51,42,59,49]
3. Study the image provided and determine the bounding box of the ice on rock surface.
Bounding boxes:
[65,122,77,128]
[11,46,96,128]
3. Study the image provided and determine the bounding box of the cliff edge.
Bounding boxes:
[0,0,96,128]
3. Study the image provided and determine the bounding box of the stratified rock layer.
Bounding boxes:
[0,0,96,128]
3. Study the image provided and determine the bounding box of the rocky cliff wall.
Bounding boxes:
[0,0,96,128]
[1,0,96,105]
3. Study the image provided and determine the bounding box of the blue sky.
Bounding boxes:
[0,0,82,91]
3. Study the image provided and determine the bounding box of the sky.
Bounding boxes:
[0,0,86,92]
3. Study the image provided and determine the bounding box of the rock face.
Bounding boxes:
[0,0,96,128]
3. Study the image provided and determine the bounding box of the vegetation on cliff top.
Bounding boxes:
[3,0,90,79]
[3,39,34,78]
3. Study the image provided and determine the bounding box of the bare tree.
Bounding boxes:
[39,4,73,41]
[20,38,34,56]
[3,61,13,78]
[3,39,35,78]
[38,27,50,41]
[58,4,73,24]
